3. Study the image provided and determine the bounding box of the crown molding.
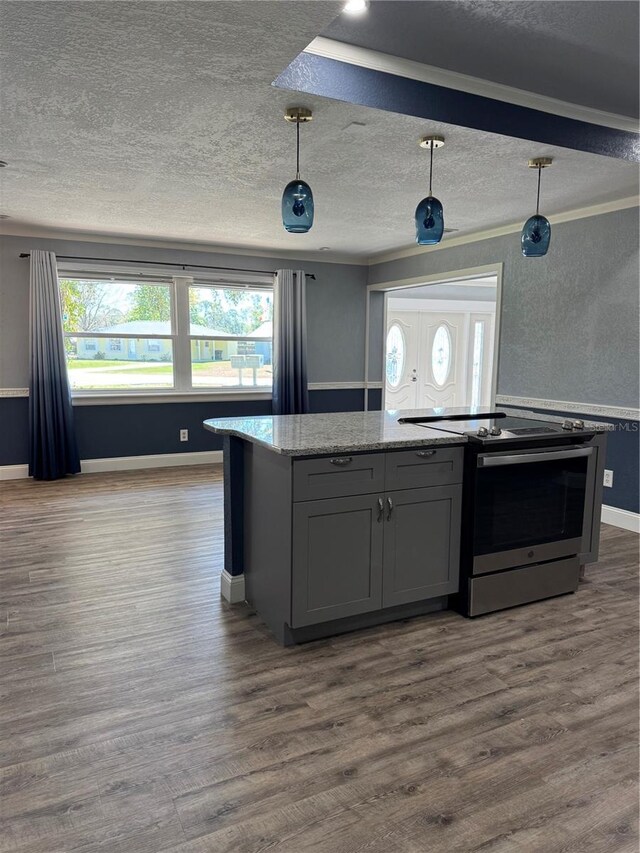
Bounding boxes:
[0,224,368,267]
[305,38,640,134]
[368,197,640,266]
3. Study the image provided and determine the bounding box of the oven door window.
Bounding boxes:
[474,454,588,556]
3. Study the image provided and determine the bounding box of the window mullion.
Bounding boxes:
[173,276,193,391]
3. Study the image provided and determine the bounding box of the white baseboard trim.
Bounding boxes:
[0,464,30,480]
[1,451,223,480]
[220,569,246,604]
[601,505,640,534]
[81,450,223,473]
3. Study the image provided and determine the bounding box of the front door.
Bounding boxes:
[385,307,494,410]
[418,313,465,409]
[384,312,420,409]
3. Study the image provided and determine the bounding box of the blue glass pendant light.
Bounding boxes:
[415,135,445,245]
[282,107,314,233]
[521,157,553,257]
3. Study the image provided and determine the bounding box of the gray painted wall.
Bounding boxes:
[369,206,640,409]
[0,234,368,388]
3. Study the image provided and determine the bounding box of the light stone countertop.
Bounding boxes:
[203,409,467,456]
[203,406,611,457]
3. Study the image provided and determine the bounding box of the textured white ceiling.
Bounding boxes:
[0,1,638,261]
[389,282,497,302]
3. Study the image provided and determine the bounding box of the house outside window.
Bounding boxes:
[59,271,273,394]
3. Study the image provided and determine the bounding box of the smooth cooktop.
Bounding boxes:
[427,416,566,436]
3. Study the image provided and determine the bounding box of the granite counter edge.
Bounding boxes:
[202,422,467,456]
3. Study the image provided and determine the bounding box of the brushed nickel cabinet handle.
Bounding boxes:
[377,497,384,522]
[386,496,393,520]
[329,457,353,466]
[416,450,436,458]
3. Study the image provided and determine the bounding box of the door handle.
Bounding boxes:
[477,447,594,467]
[377,497,384,522]
[386,496,393,520]
[416,450,436,458]
[410,369,418,383]
[329,457,352,466]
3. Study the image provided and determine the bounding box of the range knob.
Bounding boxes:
[561,419,574,431]
[489,425,502,436]
[573,419,585,430]
[477,426,489,437]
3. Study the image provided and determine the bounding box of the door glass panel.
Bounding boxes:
[470,321,484,408]
[386,324,405,387]
[431,324,451,386]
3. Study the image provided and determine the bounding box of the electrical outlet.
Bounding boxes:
[180,429,189,442]
[603,469,614,488]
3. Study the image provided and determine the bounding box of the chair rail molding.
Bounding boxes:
[0,388,29,397]
[495,395,639,422]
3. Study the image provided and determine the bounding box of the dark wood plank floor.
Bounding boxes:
[0,465,638,853]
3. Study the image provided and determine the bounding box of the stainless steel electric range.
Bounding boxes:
[400,411,607,616]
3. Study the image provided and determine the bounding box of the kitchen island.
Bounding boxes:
[204,408,607,645]
[204,410,468,644]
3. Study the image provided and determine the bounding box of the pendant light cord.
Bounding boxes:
[296,120,300,181]
[429,141,434,196]
[535,165,542,216]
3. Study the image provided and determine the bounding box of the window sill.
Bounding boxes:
[71,390,273,406]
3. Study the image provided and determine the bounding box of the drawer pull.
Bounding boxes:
[329,457,353,466]
[416,450,436,458]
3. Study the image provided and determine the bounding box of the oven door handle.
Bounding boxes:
[477,446,594,467]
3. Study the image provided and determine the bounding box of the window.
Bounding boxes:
[188,285,273,389]
[431,324,451,387]
[385,324,405,388]
[59,273,273,395]
[470,321,484,408]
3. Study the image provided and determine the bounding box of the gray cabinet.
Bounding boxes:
[291,474,462,627]
[382,485,461,607]
[243,443,463,644]
[292,494,384,627]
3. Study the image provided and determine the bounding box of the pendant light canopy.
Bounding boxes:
[415,135,445,246]
[521,157,553,257]
[282,107,314,234]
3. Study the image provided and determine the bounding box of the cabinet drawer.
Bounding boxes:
[468,557,580,617]
[293,453,385,502]
[385,447,463,491]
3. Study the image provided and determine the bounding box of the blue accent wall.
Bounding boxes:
[0,397,29,466]
[274,53,640,162]
[0,388,369,465]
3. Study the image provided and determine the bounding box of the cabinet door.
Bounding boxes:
[292,495,384,628]
[382,485,461,608]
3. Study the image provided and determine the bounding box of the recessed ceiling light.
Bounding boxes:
[342,0,369,16]
[319,246,331,251]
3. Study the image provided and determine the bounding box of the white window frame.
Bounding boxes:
[59,264,274,403]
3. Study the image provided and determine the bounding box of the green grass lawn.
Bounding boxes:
[68,361,270,374]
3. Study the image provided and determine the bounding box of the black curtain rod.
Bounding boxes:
[18,253,316,279]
